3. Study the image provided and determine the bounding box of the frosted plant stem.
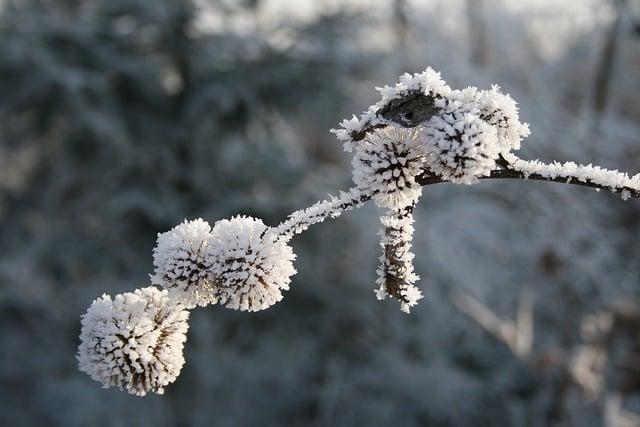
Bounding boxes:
[414,162,640,200]
[500,153,640,199]
[375,203,423,313]
[79,66,640,397]
[274,187,374,241]
[277,155,640,243]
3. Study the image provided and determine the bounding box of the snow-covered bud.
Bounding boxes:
[77,287,189,396]
[151,218,216,309]
[352,128,425,209]
[207,216,296,312]
[452,86,530,153]
[420,99,500,184]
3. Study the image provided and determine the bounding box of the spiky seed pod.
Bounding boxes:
[207,216,296,312]
[374,206,423,313]
[452,86,530,154]
[351,128,425,209]
[77,287,189,396]
[151,218,216,309]
[420,99,500,184]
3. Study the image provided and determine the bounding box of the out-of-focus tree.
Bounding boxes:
[591,0,627,124]
[466,0,488,67]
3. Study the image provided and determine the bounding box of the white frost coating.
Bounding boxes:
[207,216,296,312]
[375,210,423,313]
[420,98,499,185]
[331,68,451,152]
[376,69,450,111]
[275,187,370,240]
[151,218,216,308]
[452,85,530,154]
[352,128,424,209]
[77,287,189,396]
[503,153,640,200]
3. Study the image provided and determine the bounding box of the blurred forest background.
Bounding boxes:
[1,0,640,426]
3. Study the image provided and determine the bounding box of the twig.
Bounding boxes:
[416,168,640,199]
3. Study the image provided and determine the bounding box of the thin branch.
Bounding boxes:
[278,159,639,239]
[451,288,533,359]
[274,187,372,240]
[416,167,640,199]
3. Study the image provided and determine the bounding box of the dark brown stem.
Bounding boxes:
[415,168,640,199]
[380,204,416,304]
[281,163,637,240]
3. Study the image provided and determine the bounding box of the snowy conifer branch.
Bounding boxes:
[78,66,640,397]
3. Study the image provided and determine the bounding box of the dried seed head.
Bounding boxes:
[77,287,189,396]
[452,86,530,154]
[207,216,296,312]
[352,128,425,209]
[151,218,216,308]
[420,99,499,184]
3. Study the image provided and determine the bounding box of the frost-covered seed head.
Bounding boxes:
[420,99,500,184]
[352,128,425,209]
[151,218,216,308]
[452,86,530,154]
[207,216,296,312]
[77,287,189,396]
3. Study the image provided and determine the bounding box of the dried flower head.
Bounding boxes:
[452,86,530,154]
[352,128,425,209]
[207,216,296,312]
[420,99,499,184]
[151,218,216,308]
[77,287,189,396]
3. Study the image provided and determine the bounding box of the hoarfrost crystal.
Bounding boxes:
[207,216,296,312]
[502,152,640,197]
[77,287,189,396]
[375,208,423,313]
[151,218,215,308]
[78,67,640,398]
[352,128,424,209]
[452,85,530,154]
[420,98,499,184]
[275,188,369,240]
[332,67,451,152]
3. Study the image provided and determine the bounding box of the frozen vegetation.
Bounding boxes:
[2,0,640,426]
[78,65,640,397]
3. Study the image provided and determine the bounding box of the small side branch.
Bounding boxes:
[416,157,640,199]
[452,289,533,359]
[375,204,422,313]
[276,155,639,241]
[275,187,372,240]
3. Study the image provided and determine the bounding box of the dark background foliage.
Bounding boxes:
[1,0,639,425]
